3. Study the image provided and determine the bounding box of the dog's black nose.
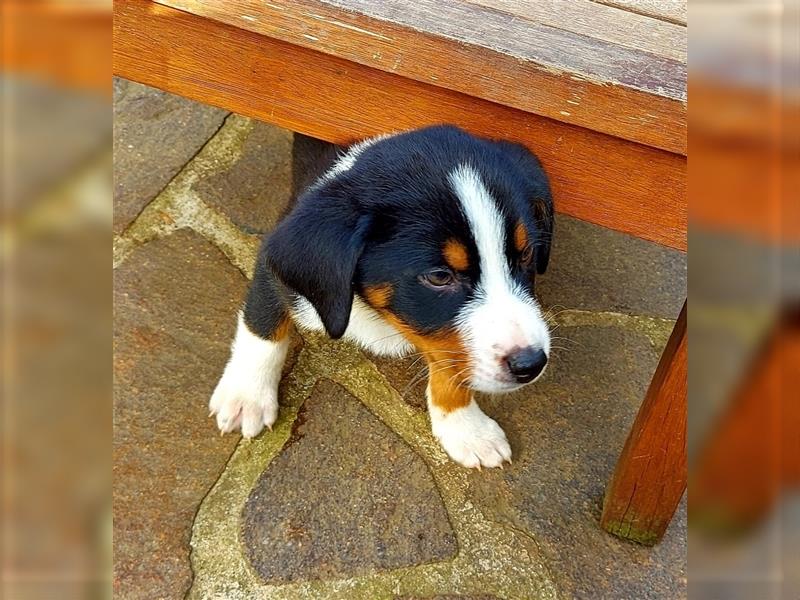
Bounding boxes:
[505,347,548,383]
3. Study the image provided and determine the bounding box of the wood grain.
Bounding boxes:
[114,0,687,250]
[463,0,685,62]
[591,0,686,25]
[600,302,687,544]
[157,0,687,155]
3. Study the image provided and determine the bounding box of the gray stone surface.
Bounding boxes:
[372,354,429,411]
[113,78,228,232]
[242,378,457,584]
[396,596,500,600]
[538,214,686,319]
[396,596,499,600]
[113,230,245,599]
[475,324,687,599]
[194,120,293,233]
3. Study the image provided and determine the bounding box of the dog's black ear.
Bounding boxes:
[496,141,555,274]
[266,185,369,339]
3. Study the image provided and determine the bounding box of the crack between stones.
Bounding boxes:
[183,432,245,600]
[113,113,259,275]
[116,112,231,240]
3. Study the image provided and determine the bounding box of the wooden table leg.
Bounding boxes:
[600,301,687,545]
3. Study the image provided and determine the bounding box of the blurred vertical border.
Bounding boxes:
[2,1,112,599]
[689,0,799,598]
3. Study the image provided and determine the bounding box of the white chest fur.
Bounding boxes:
[291,295,414,358]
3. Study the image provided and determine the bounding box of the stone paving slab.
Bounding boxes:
[186,333,559,600]
[113,229,246,599]
[113,78,228,232]
[477,324,686,599]
[195,120,293,233]
[538,214,686,320]
[243,378,456,584]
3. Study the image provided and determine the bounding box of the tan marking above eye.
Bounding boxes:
[364,284,393,309]
[514,221,528,252]
[443,239,469,271]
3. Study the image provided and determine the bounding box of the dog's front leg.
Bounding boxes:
[426,367,512,469]
[210,241,291,438]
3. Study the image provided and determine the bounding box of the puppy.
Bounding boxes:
[210,125,554,469]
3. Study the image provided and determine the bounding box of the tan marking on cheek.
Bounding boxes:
[514,221,528,252]
[271,315,293,341]
[384,314,472,413]
[443,239,469,271]
[364,284,393,309]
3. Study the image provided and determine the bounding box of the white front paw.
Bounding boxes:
[431,401,512,469]
[209,374,278,438]
[209,313,288,438]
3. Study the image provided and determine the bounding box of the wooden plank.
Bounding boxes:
[601,302,687,545]
[463,0,685,62]
[114,0,686,250]
[591,0,686,26]
[156,0,687,155]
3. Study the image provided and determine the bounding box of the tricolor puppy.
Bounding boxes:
[210,125,554,469]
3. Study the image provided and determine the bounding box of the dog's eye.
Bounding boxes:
[420,268,457,289]
[520,245,534,267]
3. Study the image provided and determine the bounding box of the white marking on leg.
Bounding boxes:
[448,165,550,393]
[427,385,512,469]
[209,312,289,437]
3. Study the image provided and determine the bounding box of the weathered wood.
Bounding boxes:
[592,0,686,25]
[157,0,686,155]
[114,0,686,250]
[601,302,687,544]
[464,0,686,61]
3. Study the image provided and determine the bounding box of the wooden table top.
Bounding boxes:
[157,0,687,155]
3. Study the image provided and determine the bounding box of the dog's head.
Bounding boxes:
[268,126,553,393]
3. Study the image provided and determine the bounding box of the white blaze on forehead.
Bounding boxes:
[448,164,550,393]
[448,165,512,292]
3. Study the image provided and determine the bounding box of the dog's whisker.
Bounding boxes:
[445,366,472,393]
[403,359,470,394]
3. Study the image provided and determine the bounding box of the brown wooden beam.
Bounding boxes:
[601,302,687,544]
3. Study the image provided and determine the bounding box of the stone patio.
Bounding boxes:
[113,79,687,599]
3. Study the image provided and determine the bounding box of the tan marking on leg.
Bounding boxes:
[428,367,472,412]
[271,314,293,341]
[514,221,528,252]
[443,238,469,271]
[382,313,472,413]
[363,283,393,309]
